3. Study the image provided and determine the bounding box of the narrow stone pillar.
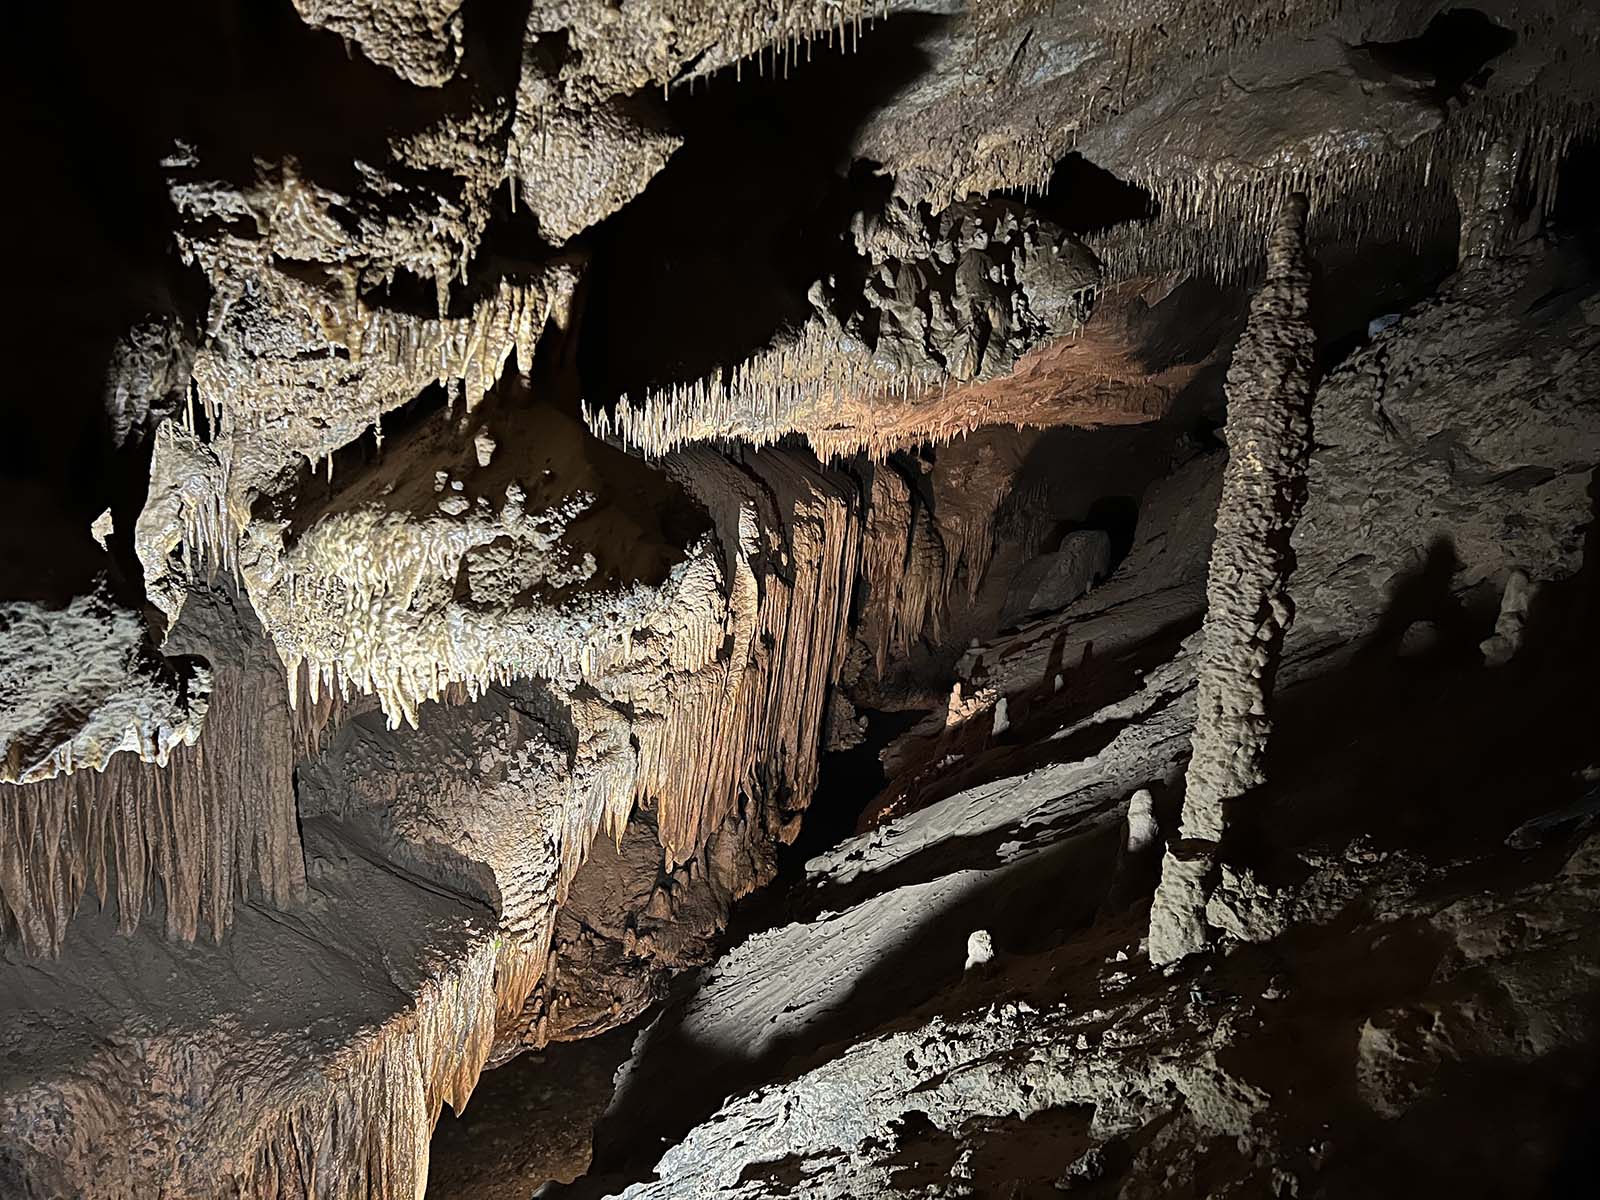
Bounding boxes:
[1455,137,1518,265]
[1149,194,1316,966]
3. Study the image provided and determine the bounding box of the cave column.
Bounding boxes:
[1455,137,1519,264]
[1148,194,1316,967]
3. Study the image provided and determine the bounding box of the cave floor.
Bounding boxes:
[426,572,1600,1197]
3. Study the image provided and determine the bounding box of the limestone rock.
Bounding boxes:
[823,688,867,753]
[1290,240,1600,666]
[0,582,207,787]
[580,198,1199,462]
[1000,530,1112,626]
[291,0,466,87]
[1480,569,1538,667]
[101,315,193,450]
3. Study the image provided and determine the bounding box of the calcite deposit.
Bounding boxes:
[3,1,1598,1198]
[1149,193,1316,965]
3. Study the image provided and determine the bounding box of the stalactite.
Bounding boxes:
[583,321,941,461]
[582,287,1129,466]
[1148,194,1316,967]
[189,272,569,457]
[148,438,644,739]
[936,483,1018,608]
[912,0,1379,217]
[0,665,310,957]
[994,477,1056,564]
[1089,92,1597,286]
[265,536,705,739]
[683,0,890,89]
[857,465,946,676]
[642,451,861,865]
[287,658,354,760]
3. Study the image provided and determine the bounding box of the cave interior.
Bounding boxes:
[2,2,1599,1198]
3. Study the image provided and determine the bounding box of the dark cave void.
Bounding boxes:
[1001,153,1157,237]
[574,15,949,411]
[1552,135,1600,242]
[780,707,925,875]
[1358,9,1518,99]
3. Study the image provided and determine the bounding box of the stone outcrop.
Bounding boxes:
[604,822,1600,1198]
[292,0,468,87]
[999,530,1112,627]
[0,819,504,1199]
[0,583,207,788]
[1289,238,1600,666]
[854,2,1598,282]
[581,198,1182,460]
[0,592,326,958]
[0,445,861,1193]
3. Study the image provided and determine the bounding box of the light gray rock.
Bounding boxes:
[0,581,207,785]
[1001,530,1112,626]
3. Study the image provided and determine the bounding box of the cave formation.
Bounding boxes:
[2,1,1599,1197]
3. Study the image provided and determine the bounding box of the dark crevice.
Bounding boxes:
[1001,152,1157,237]
[574,15,949,412]
[777,707,925,877]
[1309,231,1460,371]
[1551,134,1600,256]
[1050,495,1141,571]
[1356,9,1517,101]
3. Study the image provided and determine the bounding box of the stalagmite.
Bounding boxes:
[1148,194,1315,967]
[88,509,114,549]
[992,696,1010,737]
[1126,789,1159,855]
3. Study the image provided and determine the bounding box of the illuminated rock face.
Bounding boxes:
[3,1,1600,1197]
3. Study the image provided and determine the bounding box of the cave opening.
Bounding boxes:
[777,707,925,876]
[1309,231,1462,369]
[1552,134,1600,251]
[1000,152,1157,237]
[1046,495,1141,568]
